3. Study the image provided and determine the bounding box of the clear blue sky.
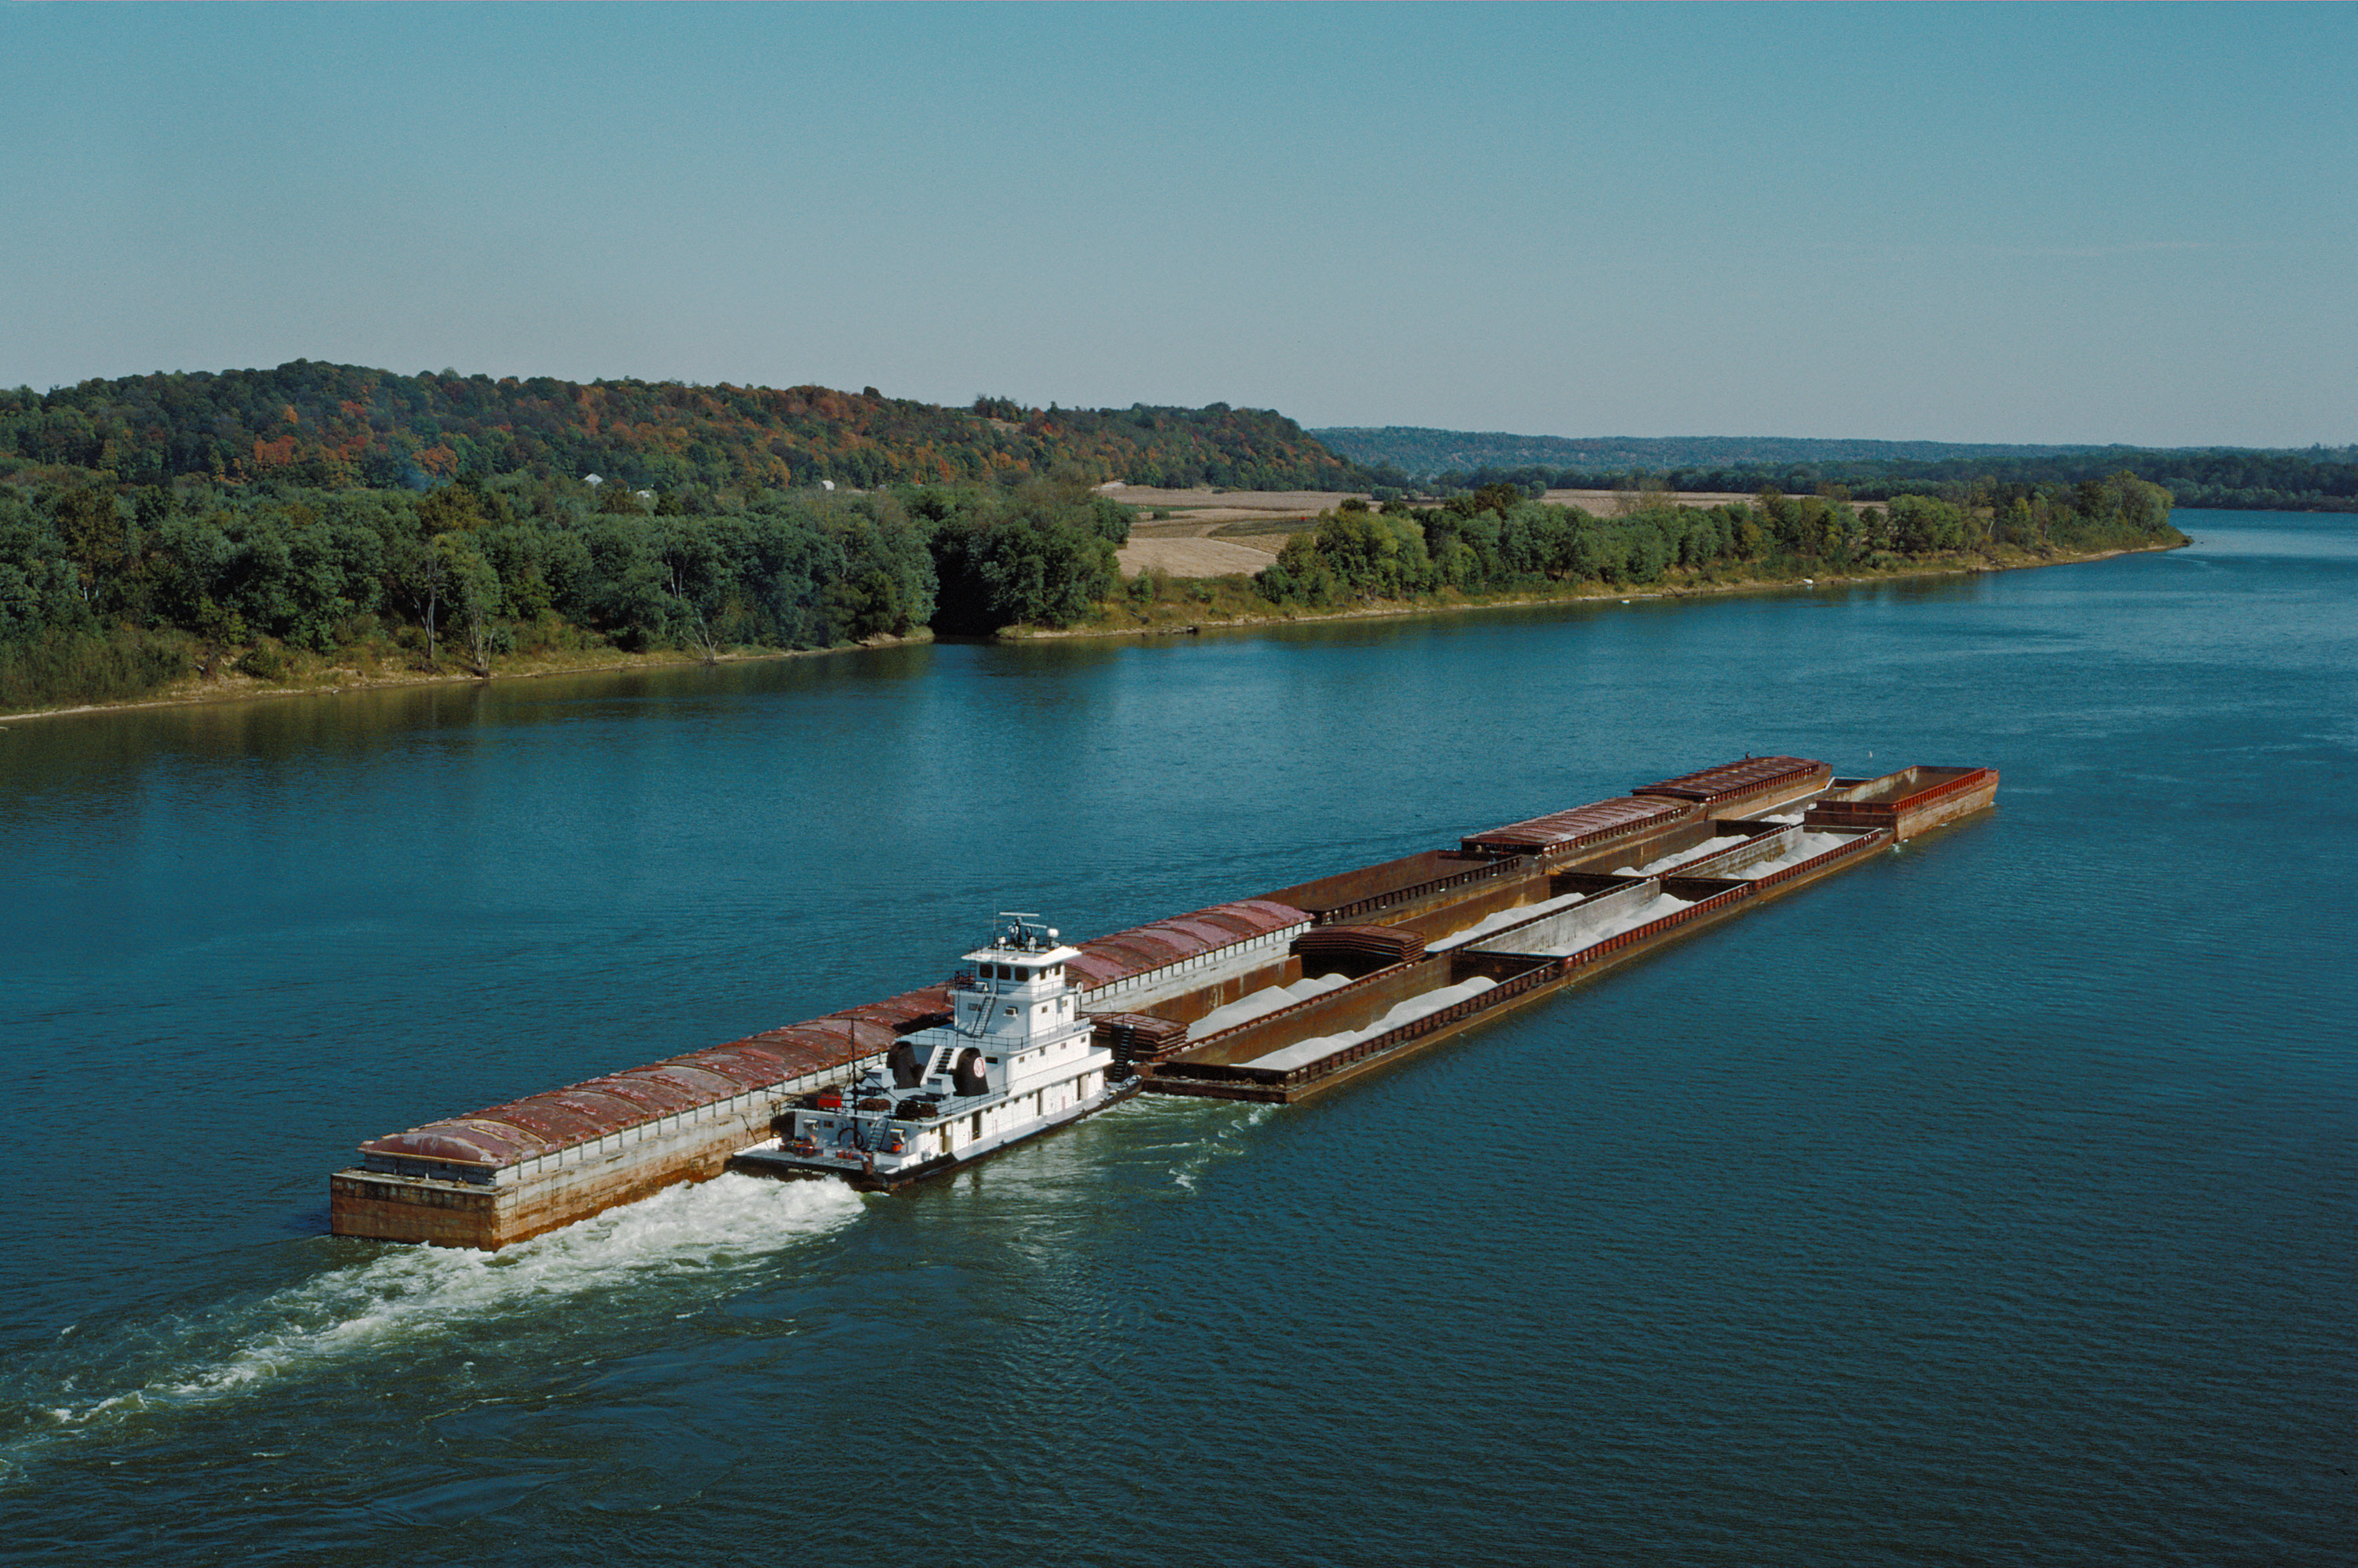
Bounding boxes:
[3,3,2350,448]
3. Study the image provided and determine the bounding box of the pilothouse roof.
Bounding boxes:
[967,911,1079,967]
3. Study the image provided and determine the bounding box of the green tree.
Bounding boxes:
[52,485,125,607]
[434,533,500,674]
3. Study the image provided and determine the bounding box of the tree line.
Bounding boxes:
[1249,474,2180,608]
[0,414,2184,713]
[0,471,1131,710]
[1393,448,2358,515]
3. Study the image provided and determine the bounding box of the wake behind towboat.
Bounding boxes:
[730,913,1129,1190]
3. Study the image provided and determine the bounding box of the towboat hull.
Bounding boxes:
[726,1078,1140,1191]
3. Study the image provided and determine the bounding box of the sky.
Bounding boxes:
[2,3,2351,448]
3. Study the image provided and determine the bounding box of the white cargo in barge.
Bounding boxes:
[732,913,1126,1189]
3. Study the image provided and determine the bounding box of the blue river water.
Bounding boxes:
[1,512,2351,1564]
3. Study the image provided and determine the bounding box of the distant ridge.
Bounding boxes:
[1310,426,2358,512]
[1313,427,2132,477]
[0,361,1379,494]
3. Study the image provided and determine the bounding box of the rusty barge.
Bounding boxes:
[330,757,1997,1248]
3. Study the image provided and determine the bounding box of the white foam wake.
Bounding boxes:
[1099,1094,1273,1193]
[10,1174,864,1446]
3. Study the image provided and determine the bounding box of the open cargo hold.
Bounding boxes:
[1139,949,1565,1104]
[1806,766,1999,840]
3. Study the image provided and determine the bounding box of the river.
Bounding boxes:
[2,512,2350,1564]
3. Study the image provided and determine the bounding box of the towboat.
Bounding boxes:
[732,913,1127,1190]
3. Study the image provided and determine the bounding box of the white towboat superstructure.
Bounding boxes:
[733,913,1124,1189]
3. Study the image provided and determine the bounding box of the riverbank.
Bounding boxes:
[0,632,932,726]
[1,538,2178,724]
[1016,536,2187,642]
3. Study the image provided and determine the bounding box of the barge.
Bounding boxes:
[329,757,1996,1247]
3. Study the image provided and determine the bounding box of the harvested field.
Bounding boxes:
[1108,484,1331,577]
[1102,485,1362,532]
[1205,532,1300,555]
[1209,517,1320,542]
[1117,536,1278,578]
[1101,484,1366,516]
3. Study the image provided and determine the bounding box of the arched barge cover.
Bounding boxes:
[1630,755,1829,806]
[1460,797,1696,856]
[1070,898,1310,989]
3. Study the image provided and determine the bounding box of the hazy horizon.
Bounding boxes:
[4,4,2350,450]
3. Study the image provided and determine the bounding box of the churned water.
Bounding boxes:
[1,513,2350,1564]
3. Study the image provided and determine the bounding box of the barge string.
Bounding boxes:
[330,757,1997,1248]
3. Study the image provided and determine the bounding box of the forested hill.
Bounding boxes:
[0,362,1381,495]
[1313,426,2358,512]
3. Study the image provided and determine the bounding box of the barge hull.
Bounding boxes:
[727,1080,1140,1191]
